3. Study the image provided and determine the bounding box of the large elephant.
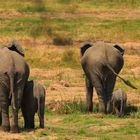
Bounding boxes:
[80,41,135,113]
[0,42,29,132]
[0,46,15,132]
[21,80,46,129]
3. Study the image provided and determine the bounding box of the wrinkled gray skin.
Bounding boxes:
[0,42,29,133]
[0,47,15,132]
[111,88,127,117]
[81,41,124,113]
[21,80,46,129]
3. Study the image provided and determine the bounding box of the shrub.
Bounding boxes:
[61,49,80,68]
[56,100,86,114]
[53,36,73,46]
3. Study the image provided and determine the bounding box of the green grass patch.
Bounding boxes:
[1,16,140,42]
[60,48,80,68]
[16,100,140,139]
[0,0,140,12]
[25,112,140,140]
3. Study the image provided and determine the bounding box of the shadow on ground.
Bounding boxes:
[125,104,138,115]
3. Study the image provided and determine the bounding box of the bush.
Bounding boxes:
[53,37,73,46]
[61,49,80,68]
[56,100,86,114]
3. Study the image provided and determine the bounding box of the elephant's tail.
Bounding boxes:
[38,96,41,119]
[5,72,16,109]
[106,64,137,89]
[104,45,137,89]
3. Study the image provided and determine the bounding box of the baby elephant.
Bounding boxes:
[111,88,127,117]
[21,80,46,129]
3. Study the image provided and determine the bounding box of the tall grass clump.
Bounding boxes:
[48,99,99,114]
[30,23,51,40]
[61,49,80,68]
[18,0,47,13]
[87,0,140,9]
[57,100,86,114]
[125,104,140,118]
[53,36,73,46]
[29,17,54,42]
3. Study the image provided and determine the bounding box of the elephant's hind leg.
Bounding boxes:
[105,74,116,114]
[85,78,93,112]
[25,116,34,129]
[38,97,45,128]
[11,106,19,133]
[0,111,2,126]
[93,77,106,113]
[1,103,10,132]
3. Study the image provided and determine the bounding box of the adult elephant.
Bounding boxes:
[0,46,15,131]
[0,42,29,132]
[80,41,136,113]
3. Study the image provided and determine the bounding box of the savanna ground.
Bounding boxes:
[0,0,140,139]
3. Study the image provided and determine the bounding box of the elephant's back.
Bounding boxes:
[33,81,46,98]
[11,51,29,75]
[81,42,124,78]
[112,88,127,101]
[107,46,124,72]
[82,42,123,63]
[81,43,107,67]
[0,47,14,72]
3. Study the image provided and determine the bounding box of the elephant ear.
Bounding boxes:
[80,41,93,56]
[113,44,125,55]
[7,40,25,57]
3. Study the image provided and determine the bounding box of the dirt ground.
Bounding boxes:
[30,64,140,109]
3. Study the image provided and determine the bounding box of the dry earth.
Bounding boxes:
[1,9,140,20]
[30,67,140,109]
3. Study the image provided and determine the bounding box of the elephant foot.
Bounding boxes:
[86,105,93,113]
[99,104,106,114]
[10,126,19,133]
[24,125,34,129]
[40,124,44,128]
[86,109,93,113]
[0,125,10,132]
[118,113,124,117]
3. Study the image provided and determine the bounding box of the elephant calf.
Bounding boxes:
[21,80,46,129]
[111,88,127,117]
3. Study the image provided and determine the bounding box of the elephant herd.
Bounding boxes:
[0,40,137,133]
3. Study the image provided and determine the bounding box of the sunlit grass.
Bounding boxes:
[1,16,140,43]
[20,109,140,139]
[1,0,140,12]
